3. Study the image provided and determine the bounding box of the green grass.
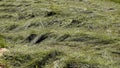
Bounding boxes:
[0,34,7,48]
[0,0,120,68]
[110,0,120,3]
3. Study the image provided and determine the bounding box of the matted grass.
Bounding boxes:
[0,0,120,68]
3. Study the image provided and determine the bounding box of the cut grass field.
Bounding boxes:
[0,0,120,68]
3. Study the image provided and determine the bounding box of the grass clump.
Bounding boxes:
[0,34,7,48]
[1,45,63,68]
